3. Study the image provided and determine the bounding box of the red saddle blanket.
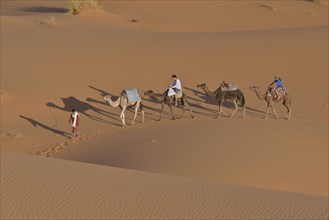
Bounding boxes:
[272,88,285,100]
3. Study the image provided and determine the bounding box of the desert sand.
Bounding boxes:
[1,0,328,219]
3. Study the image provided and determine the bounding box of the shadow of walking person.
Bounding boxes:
[19,115,71,138]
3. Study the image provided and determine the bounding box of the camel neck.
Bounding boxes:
[106,96,121,107]
[203,86,218,99]
[254,90,266,100]
[150,93,164,102]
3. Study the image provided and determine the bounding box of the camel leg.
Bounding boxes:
[188,105,194,119]
[159,103,165,121]
[190,108,194,119]
[120,108,126,126]
[169,104,175,120]
[219,106,229,116]
[218,101,228,118]
[179,99,186,119]
[141,110,145,123]
[139,102,145,123]
[131,105,138,125]
[286,108,292,120]
[264,103,270,119]
[271,104,279,119]
[184,99,194,119]
[283,104,291,120]
[242,106,246,119]
[179,106,185,119]
[230,101,238,118]
[217,102,223,119]
[220,108,229,116]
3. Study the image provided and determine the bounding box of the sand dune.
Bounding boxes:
[1,0,328,218]
[1,152,328,219]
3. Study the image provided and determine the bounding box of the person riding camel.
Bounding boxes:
[167,74,182,106]
[269,76,285,98]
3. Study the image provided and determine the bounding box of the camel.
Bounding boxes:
[144,90,194,120]
[104,91,144,126]
[196,83,246,118]
[250,86,292,120]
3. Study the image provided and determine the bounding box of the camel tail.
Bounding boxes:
[237,90,246,107]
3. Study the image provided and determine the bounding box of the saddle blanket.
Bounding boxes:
[125,88,141,103]
[268,87,285,100]
[273,90,285,100]
[222,84,238,91]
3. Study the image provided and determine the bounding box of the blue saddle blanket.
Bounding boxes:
[125,88,140,103]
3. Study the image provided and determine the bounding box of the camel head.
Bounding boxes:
[144,90,154,96]
[249,86,259,91]
[197,83,207,89]
[104,95,111,103]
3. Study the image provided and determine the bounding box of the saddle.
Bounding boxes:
[221,84,238,92]
[268,87,285,100]
[167,88,183,99]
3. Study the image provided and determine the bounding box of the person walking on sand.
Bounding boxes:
[167,74,182,106]
[68,109,80,137]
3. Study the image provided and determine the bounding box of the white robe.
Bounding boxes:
[71,112,79,128]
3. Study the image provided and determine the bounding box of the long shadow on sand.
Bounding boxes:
[19,6,70,14]
[89,85,114,97]
[46,96,120,125]
[19,115,71,138]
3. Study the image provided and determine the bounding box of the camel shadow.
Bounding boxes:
[140,102,177,120]
[19,115,71,138]
[184,86,235,109]
[244,106,279,119]
[46,96,115,124]
[183,87,225,117]
[184,87,216,105]
[19,6,70,14]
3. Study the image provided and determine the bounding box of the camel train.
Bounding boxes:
[103,80,292,126]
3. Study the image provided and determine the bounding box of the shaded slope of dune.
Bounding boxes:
[1,152,328,219]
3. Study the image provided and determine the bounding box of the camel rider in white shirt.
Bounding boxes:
[167,74,182,106]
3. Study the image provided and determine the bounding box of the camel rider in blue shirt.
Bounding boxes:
[269,76,284,97]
